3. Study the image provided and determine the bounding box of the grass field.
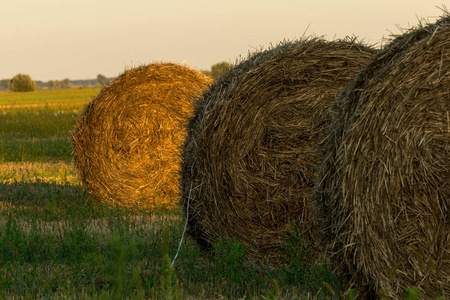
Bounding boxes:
[2,89,432,299]
[0,89,98,110]
[0,89,98,163]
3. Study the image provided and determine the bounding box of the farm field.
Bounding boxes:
[0,89,345,299]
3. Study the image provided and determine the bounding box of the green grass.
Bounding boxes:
[0,89,98,107]
[0,89,96,163]
[0,109,79,162]
[0,209,341,299]
[0,180,342,299]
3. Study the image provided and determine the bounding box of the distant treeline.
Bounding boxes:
[0,62,233,92]
[0,76,113,91]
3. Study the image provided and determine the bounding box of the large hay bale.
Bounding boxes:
[313,15,450,298]
[72,63,212,209]
[181,38,376,262]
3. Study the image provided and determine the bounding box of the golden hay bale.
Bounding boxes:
[72,63,212,209]
[313,15,450,298]
[181,38,376,262]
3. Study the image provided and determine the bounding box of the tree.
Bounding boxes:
[97,74,108,87]
[9,73,37,92]
[210,61,232,79]
[0,79,9,91]
[35,80,46,90]
[61,78,71,89]
[47,79,71,89]
[48,80,61,89]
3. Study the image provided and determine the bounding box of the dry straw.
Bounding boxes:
[181,38,376,263]
[313,14,450,298]
[72,63,212,209]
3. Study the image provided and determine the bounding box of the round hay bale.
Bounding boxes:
[181,38,376,262]
[313,15,450,298]
[72,63,212,209]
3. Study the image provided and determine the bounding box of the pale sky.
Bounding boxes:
[0,0,446,81]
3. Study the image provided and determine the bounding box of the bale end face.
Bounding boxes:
[72,62,212,209]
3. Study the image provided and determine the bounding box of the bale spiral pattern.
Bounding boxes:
[72,63,212,209]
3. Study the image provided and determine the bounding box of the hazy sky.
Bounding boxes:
[0,0,446,81]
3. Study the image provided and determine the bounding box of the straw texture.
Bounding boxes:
[72,63,212,209]
[313,15,450,298]
[181,38,376,262]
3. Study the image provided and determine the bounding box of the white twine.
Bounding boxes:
[171,94,214,267]
[171,181,192,267]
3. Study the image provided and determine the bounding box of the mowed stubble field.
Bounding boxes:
[0,89,343,299]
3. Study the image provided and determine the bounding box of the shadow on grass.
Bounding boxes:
[0,180,103,221]
[0,179,181,222]
[0,138,73,163]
